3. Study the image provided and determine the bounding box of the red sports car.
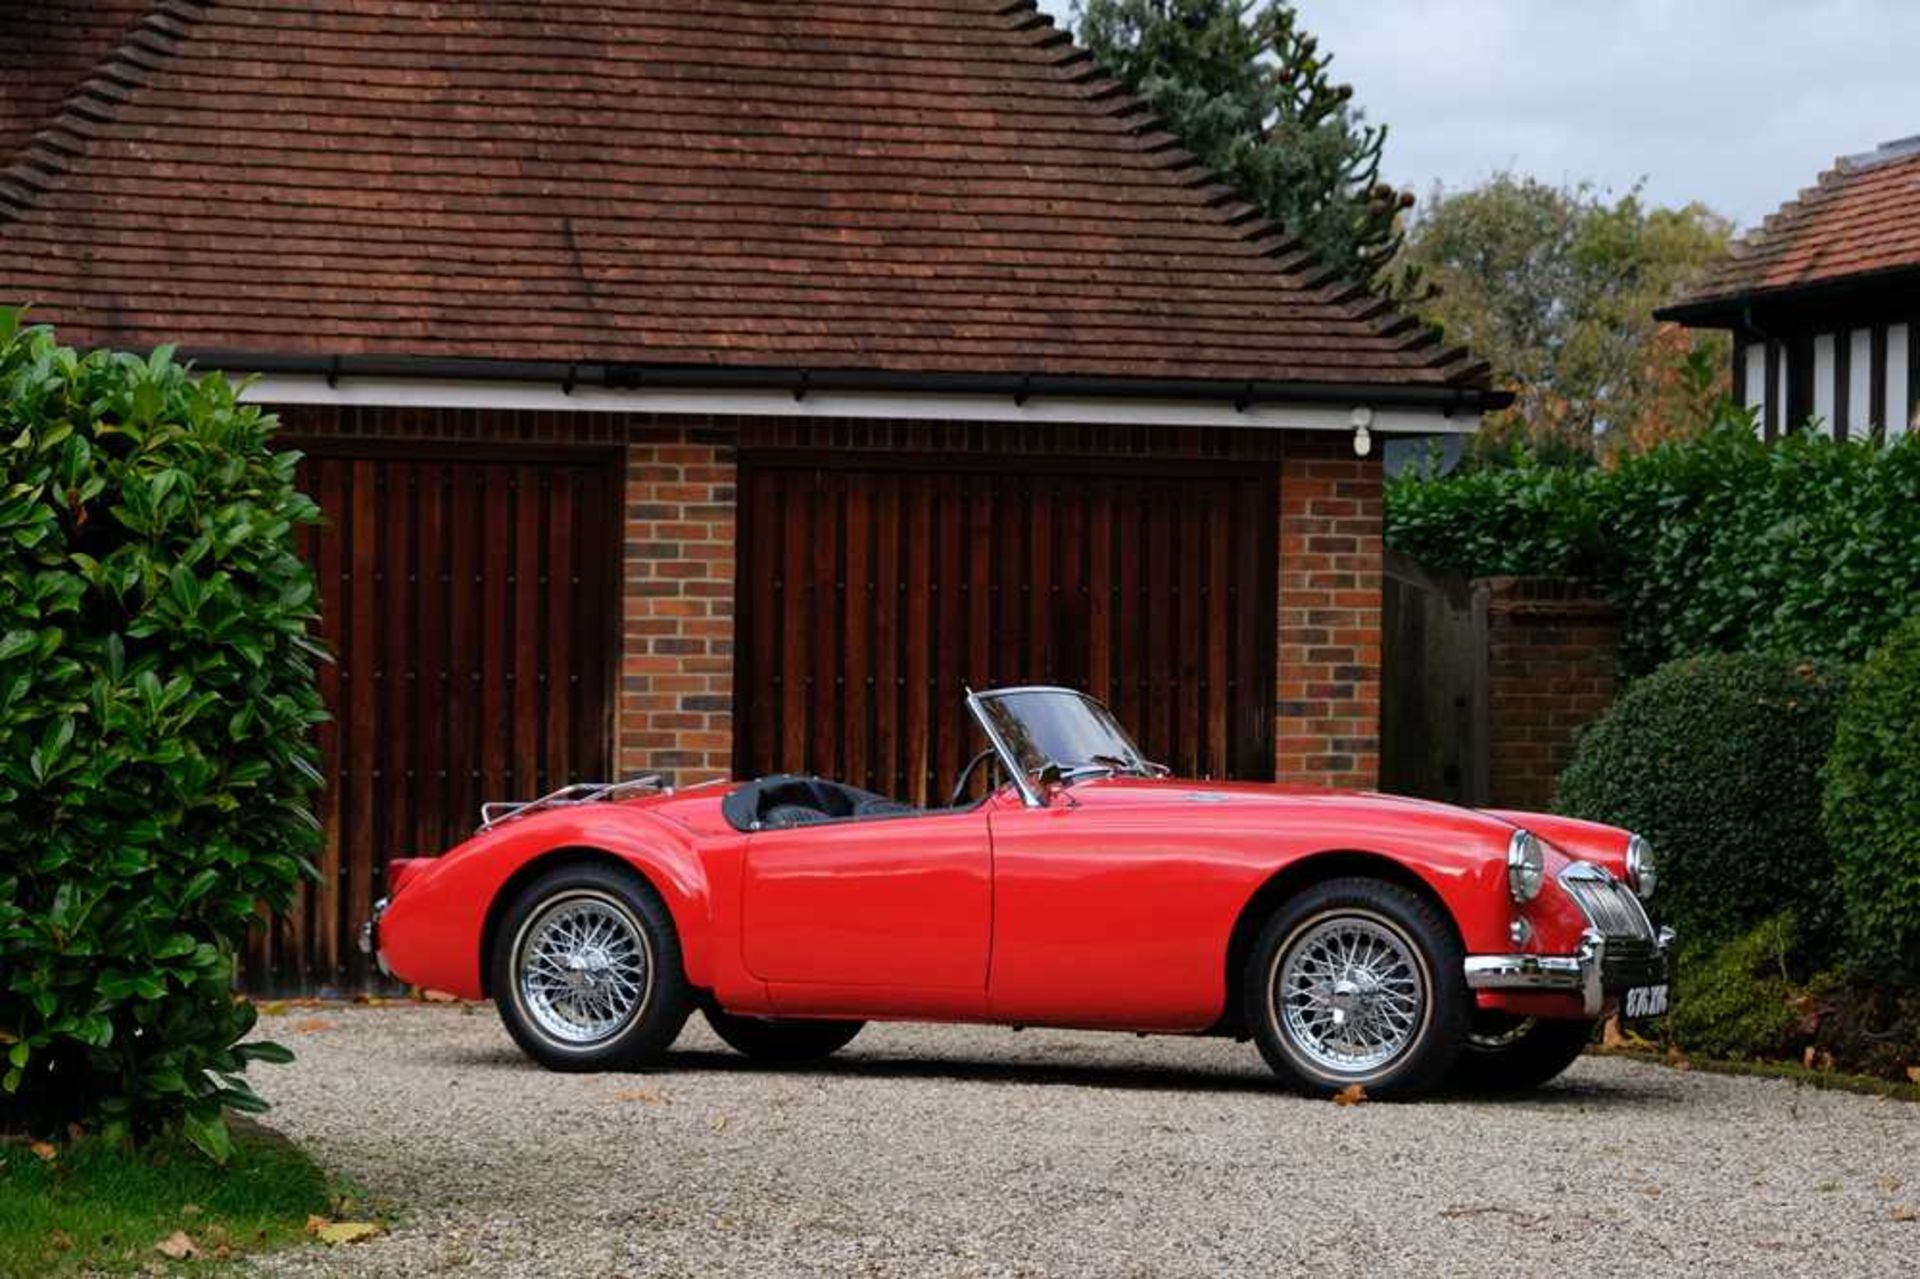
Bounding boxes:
[364,686,1670,1097]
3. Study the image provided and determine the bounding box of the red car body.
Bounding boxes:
[376,776,1647,1032]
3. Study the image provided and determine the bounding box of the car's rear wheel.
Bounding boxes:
[1245,877,1468,1098]
[1447,1014,1596,1092]
[702,1008,865,1063]
[491,862,692,1072]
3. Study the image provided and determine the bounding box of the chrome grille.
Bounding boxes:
[1561,869,1654,941]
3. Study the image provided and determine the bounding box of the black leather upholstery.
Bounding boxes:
[721,774,923,832]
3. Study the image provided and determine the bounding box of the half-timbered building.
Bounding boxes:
[0,0,1502,991]
[1661,135,1920,440]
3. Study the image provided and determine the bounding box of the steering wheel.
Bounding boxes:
[948,748,1003,808]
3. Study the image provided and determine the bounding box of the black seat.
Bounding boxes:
[722,774,923,831]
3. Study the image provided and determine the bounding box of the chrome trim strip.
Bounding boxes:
[478,774,668,831]
[965,686,1042,808]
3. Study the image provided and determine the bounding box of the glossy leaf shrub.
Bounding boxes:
[1386,419,1920,670]
[0,313,323,1156]
[1556,654,1847,950]
[1822,615,1920,982]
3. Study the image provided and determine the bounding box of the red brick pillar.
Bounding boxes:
[1478,577,1621,810]
[618,426,737,783]
[1276,435,1383,787]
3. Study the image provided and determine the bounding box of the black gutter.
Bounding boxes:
[179,349,1514,416]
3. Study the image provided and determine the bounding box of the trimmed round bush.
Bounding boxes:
[1822,614,1920,982]
[1555,653,1846,950]
[0,314,324,1155]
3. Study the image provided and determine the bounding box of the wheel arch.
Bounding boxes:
[1218,850,1465,1035]
[479,845,705,998]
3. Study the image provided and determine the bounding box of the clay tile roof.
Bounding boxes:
[0,0,1497,401]
[0,0,155,161]
[1665,135,1920,321]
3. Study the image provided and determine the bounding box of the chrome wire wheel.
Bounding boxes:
[512,890,653,1048]
[1271,911,1430,1077]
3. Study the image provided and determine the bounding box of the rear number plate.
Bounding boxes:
[1624,984,1669,1018]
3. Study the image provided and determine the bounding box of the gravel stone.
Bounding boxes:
[248,1004,1919,1277]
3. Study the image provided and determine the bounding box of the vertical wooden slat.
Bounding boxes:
[511,466,543,796]
[873,480,902,796]
[843,475,871,790]
[809,472,841,776]
[1206,498,1231,778]
[543,471,576,788]
[1087,480,1112,705]
[341,460,378,991]
[903,474,932,805]
[1177,488,1205,776]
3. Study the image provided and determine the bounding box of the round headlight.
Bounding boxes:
[1626,833,1656,899]
[1507,829,1545,903]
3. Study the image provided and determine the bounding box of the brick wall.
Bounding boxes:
[1276,434,1382,787]
[619,428,737,783]
[1479,577,1621,810]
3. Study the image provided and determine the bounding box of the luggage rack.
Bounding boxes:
[478,775,669,831]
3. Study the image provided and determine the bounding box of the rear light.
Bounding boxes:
[386,858,432,897]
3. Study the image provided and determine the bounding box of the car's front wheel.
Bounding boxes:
[1245,877,1468,1098]
[702,1008,865,1063]
[1447,1014,1596,1092]
[491,862,692,1072]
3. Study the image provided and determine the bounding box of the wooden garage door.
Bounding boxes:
[244,445,622,993]
[737,456,1277,805]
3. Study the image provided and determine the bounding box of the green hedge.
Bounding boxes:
[1556,653,1846,950]
[1822,614,1920,982]
[1386,419,1920,670]
[0,314,324,1156]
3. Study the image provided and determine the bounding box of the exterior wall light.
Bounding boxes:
[1350,405,1374,457]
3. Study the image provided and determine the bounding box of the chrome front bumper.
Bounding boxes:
[1464,926,1674,1016]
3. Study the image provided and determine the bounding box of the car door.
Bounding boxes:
[742,806,993,1018]
[985,798,1249,1031]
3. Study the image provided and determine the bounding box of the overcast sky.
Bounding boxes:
[1040,1,1920,230]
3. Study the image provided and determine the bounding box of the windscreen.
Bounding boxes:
[973,688,1148,780]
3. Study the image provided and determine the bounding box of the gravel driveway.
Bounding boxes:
[250,1004,1917,1278]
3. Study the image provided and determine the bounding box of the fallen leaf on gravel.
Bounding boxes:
[1331,1084,1367,1106]
[711,1116,730,1133]
[315,1222,383,1246]
[612,1087,668,1106]
[1891,1206,1916,1223]
[305,1215,331,1236]
[294,1018,336,1035]
[1601,1016,1625,1048]
[47,1229,72,1252]
[259,1001,289,1016]
[29,1141,55,1163]
[420,989,459,1003]
[155,1231,200,1260]
[1906,1066,1919,1084]
[1878,1176,1904,1193]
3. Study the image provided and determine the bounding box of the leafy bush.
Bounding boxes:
[1386,416,1920,670]
[1555,654,1846,949]
[1664,915,1804,1062]
[0,313,324,1156]
[1822,614,1920,982]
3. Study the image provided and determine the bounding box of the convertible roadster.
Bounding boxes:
[364,686,1670,1097]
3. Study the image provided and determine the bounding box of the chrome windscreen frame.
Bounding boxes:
[964,686,1043,808]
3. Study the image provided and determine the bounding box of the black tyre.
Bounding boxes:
[490,862,693,1072]
[1244,877,1468,1098]
[702,1008,865,1063]
[1447,1014,1596,1092]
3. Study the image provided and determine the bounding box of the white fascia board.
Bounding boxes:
[237,373,1481,436]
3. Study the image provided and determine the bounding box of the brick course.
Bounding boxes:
[1478,577,1621,810]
